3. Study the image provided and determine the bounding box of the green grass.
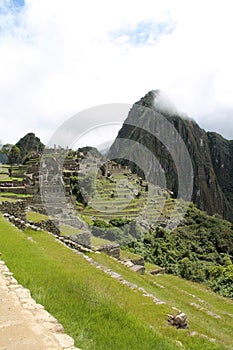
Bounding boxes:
[120,249,144,261]
[60,224,82,236]
[26,211,49,222]
[0,214,231,349]
[0,192,32,198]
[86,252,233,350]
[0,192,32,203]
[91,235,114,247]
[0,214,181,350]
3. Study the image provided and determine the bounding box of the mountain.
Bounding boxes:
[15,132,45,162]
[207,132,233,213]
[109,90,233,222]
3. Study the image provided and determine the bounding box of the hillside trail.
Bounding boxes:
[0,259,79,350]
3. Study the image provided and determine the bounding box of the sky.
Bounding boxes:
[0,0,233,148]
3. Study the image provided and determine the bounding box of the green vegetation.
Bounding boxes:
[0,143,20,165]
[0,214,232,350]
[1,127,233,349]
[60,224,82,236]
[0,192,32,198]
[26,211,49,222]
[0,215,177,350]
[73,173,233,298]
[126,204,233,297]
[91,235,114,247]
[70,174,96,206]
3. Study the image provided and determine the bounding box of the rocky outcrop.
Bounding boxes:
[207,132,233,213]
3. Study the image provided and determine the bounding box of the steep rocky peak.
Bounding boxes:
[136,89,179,116]
[109,90,233,222]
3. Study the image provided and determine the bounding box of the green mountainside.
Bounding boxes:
[15,132,45,162]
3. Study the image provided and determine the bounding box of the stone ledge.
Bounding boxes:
[0,257,81,350]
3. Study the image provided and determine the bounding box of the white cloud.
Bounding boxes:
[0,0,233,146]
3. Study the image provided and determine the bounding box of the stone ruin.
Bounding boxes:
[30,219,60,236]
[0,198,93,249]
[69,232,92,248]
[97,244,121,260]
[0,201,26,222]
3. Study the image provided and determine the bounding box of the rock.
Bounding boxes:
[99,244,120,259]
[43,321,64,333]
[150,268,165,275]
[168,312,188,329]
[129,265,145,275]
[131,257,145,266]
[54,333,75,348]
[123,260,134,268]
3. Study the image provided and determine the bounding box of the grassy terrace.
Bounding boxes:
[0,214,232,350]
[26,211,49,222]
[0,164,26,181]
[79,175,182,222]
[0,193,32,203]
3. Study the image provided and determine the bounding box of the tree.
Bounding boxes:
[0,143,12,162]
[8,145,20,165]
[0,142,7,163]
[0,144,21,166]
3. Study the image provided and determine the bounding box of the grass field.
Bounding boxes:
[0,214,232,350]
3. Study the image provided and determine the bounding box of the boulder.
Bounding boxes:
[130,265,145,275]
[168,312,188,329]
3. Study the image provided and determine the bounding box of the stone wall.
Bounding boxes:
[0,201,26,221]
[63,218,88,230]
[3,213,26,230]
[99,244,121,259]
[34,219,60,236]
[69,232,91,248]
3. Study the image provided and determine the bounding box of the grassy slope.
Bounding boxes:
[0,214,178,350]
[0,215,232,350]
[90,252,233,349]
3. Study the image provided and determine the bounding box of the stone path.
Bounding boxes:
[0,259,80,350]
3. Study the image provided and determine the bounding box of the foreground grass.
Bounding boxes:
[0,214,230,350]
[0,215,179,350]
[90,252,233,350]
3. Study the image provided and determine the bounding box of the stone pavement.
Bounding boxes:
[0,259,80,350]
